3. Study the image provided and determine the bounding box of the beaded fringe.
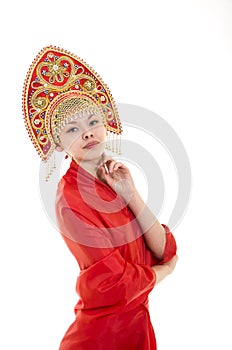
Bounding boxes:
[106,132,122,155]
[45,152,56,181]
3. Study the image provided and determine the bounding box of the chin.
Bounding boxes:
[77,151,105,162]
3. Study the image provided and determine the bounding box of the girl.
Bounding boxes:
[23,46,177,350]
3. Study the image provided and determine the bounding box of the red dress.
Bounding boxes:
[55,159,177,350]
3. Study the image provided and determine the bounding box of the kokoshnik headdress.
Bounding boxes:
[22,46,122,180]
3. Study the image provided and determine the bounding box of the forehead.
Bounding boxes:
[65,111,102,124]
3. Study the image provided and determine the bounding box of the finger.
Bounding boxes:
[170,255,178,269]
[109,161,125,173]
[102,152,112,164]
[100,164,109,177]
[113,162,124,172]
[173,255,178,262]
[108,160,117,173]
[101,164,116,178]
[103,162,110,175]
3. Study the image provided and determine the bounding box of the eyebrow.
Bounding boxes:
[65,114,96,125]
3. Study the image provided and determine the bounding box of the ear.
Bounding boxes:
[55,144,64,152]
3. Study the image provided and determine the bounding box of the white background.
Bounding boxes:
[1,0,232,349]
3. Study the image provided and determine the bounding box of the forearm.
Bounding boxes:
[152,264,170,285]
[127,189,166,260]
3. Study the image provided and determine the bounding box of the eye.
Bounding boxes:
[90,120,99,126]
[67,127,79,133]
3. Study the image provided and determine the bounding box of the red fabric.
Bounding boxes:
[55,160,177,350]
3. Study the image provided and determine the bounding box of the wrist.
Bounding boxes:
[126,188,140,206]
[120,186,137,206]
[152,264,170,285]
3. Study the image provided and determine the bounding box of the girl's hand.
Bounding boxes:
[98,154,136,203]
[151,255,178,285]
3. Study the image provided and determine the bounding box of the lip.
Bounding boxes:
[83,141,99,149]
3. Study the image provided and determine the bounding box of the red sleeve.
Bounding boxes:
[145,224,177,267]
[76,249,156,309]
[56,207,156,308]
[57,207,115,269]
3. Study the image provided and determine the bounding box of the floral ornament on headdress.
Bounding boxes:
[22,46,122,162]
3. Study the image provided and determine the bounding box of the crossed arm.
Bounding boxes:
[127,189,166,260]
[99,157,178,284]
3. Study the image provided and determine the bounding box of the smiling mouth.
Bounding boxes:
[83,141,99,149]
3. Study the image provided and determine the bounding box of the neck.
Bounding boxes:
[73,154,104,179]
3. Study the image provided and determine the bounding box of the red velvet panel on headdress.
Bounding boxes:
[22,46,122,161]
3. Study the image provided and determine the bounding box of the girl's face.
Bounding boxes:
[56,110,107,162]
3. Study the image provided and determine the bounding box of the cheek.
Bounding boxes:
[96,126,107,138]
[60,133,82,151]
[69,136,83,151]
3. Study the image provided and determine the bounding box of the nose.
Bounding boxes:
[82,129,94,140]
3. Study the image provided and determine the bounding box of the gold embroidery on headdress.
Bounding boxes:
[22,46,123,179]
